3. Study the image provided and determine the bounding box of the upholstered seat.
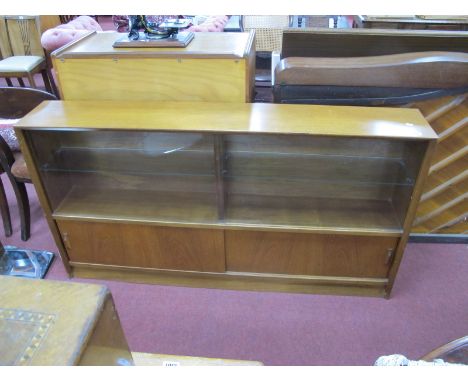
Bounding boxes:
[0,56,45,72]
[0,87,57,241]
[0,55,56,95]
[11,152,28,180]
[0,15,58,95]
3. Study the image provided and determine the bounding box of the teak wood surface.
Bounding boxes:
[0,276,133,365]
[225,231,397,278]
[51,31,256,102]
[15,101,437,297]
[57,220,225,273]
[16,100,436,140]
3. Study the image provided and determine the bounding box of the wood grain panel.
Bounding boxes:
[425,98,468,137]
[413,199,468,233]
[416,178,468,218]
[423,157,467,192]
[225,230,398,278]
[57,220,225,272]
[55,58,247,102]
[414,94,466,122]
[431,129,468,165]
[411,94,468,233]
[435,217,467,234]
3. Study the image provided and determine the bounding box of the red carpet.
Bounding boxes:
[1,175,467,365]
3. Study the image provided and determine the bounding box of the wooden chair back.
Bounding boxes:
[0,16,13,58]
[3,16,44,57]
[241,15,293,52]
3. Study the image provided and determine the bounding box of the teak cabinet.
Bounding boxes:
[51,31,255,102]
[15,101,437,298]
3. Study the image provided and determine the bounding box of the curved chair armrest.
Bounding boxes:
[275,51,468,89]
[421,335,468,364]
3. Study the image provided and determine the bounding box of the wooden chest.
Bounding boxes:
[52,31,255,102]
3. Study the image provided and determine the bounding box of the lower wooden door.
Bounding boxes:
[225,230,399,278]
[56,220,225,273]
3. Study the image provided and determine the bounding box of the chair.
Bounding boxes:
[421,335,468,364]
[0,16,58,96]
[240,16,293,85]
[0,87,57,241]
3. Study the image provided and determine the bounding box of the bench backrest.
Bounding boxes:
[281,28,468,58]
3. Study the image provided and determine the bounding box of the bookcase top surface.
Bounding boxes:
[16,101,437,140]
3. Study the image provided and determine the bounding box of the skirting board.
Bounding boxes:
[409,234,468,244]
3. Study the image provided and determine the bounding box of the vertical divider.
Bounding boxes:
[214,134,226,221]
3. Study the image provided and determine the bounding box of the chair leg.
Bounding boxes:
[46,68,59,97]
[17,77,25,87]
[41,69,52,94]
[0,176,12,237]
[27,72,37,88]
[5,78,13,87]
[9,179,30,241]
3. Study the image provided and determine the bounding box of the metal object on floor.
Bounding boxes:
[0,245,54,279]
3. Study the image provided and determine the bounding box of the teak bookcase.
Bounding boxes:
[15,101,437,298]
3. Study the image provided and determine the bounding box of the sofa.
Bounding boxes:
[41,16,102,52]
[41,15,230,53]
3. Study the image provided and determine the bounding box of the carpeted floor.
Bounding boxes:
[1,175,467,366]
